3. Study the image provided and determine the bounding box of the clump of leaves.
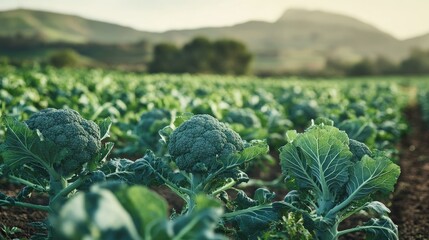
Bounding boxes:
[277,120,400,240]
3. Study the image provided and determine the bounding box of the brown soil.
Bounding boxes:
[0,180,49,239]
[391,106,429,240]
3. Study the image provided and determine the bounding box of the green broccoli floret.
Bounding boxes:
[25,108,101,177]
[168,114,244,174]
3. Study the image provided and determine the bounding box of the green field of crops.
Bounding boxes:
[1,65,429,239]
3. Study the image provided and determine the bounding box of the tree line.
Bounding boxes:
[323,49,429,77]
[148,37,252,75]
[1,33,429,76]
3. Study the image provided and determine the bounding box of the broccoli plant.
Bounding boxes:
[103,114,284,238]
[277,120,400,240]
[0,108,113,238]
[163,114,268,211]
[54,182,226,240]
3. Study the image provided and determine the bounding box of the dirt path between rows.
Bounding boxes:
[391,106,429,240]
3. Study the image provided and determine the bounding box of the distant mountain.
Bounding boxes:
[404,33,429,49]
[0,8,428,72]
[156,9,410,71]
[0,9,156,43]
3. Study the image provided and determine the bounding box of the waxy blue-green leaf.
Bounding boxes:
[280,125,353,197]
[362,216,398,240]
[345,154,400,201]
[363,201,391,218]
[338,118,376,145]
[224,188,279,240]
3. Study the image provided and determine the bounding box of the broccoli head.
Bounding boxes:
[26,108,101,177]
[168,114,244,174]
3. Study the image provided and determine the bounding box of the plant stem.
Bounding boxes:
[211,179,236,196]
[48,174,67,212]
[337,225,398,240]
[222,204,273,219]
[9,176,46,192]
[0,199,51,212]
[239,175,284,188]
[50,176,86,206]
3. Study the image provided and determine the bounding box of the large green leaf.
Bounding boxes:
[224,189,279,239]
[280,125,352,197]
[113,185,168,237]
[56,187,141,240]
[338,118,376,145]
[345,154,400,201]
[362,216,398,240]
[0,117,67,177]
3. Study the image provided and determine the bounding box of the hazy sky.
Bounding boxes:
[0,0,427,39]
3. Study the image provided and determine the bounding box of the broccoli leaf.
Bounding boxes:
[0,117,67,177]
[97,118,112,141]
[362,216,398,240]
[224,188,279,239]
[363,201,391,217]
[279,122,400,240]
[338,118,376,145]
[113,185,168,238]
[280,125,352,198]
[344,154,400,203]
[222,140,268,168]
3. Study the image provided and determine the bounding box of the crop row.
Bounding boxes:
[0,107,400,239]
[0,66,408,157]
[0,66,416,239]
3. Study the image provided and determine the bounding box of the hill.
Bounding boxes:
[158,9,409,71]
[404,33,429,49]
[0,9,156,43]
[0,8,428,72]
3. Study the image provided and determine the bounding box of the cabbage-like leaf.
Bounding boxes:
[345,154,400,201]
[280,125,352,198]
[338,118,376,145]
[363,201,390,218]
[224,189,279,239]
[362,216,398,240]
[0,117,67,178]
